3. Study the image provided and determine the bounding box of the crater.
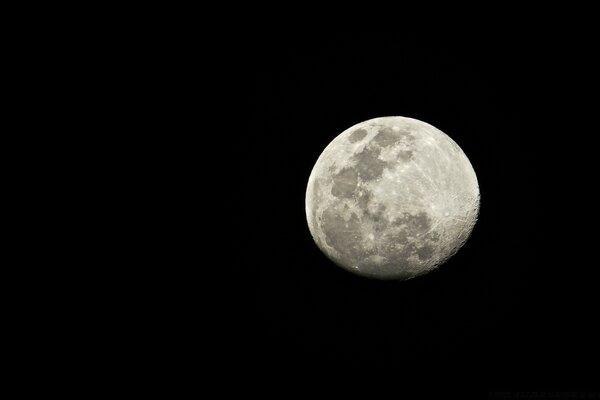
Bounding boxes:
[426,230,441,243]
[348,128,367,143]
[331,167,358,199]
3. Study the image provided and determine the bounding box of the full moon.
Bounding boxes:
[305,116,480,280]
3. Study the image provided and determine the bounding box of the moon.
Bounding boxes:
[305,116,480,280]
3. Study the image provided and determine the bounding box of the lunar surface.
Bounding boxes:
[305,116,480,280]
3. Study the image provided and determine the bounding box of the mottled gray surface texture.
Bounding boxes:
[306,116,480,280]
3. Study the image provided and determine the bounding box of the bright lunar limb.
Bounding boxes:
[305,116,480,281]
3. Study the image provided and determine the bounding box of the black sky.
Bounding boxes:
[236,31,597,393]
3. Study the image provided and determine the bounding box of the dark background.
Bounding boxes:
[235,31,597,392]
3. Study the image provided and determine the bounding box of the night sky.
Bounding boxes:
[234,31,597,393]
